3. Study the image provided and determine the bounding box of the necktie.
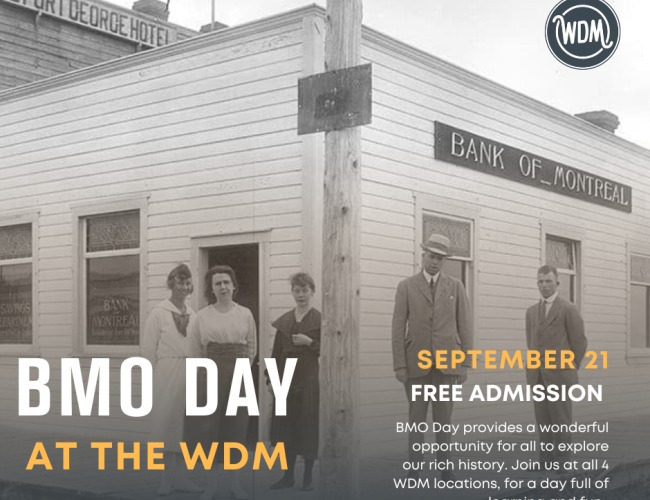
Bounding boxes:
[172,311,190,336]
[429,278,436,300]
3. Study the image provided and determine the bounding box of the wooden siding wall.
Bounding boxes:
[1,4,649,457]
[0,16,306,438]
[0,2,140,90]
[359,33,650,456]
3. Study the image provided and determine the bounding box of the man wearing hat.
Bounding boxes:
[392,233,473,480]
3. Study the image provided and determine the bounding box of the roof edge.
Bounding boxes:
[0,4,323,103]
[0,3,647,157]
[361,25,650,157]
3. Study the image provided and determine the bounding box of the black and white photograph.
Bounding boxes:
[1,1,649,499]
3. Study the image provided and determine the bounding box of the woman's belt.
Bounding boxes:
[206,342,248,357]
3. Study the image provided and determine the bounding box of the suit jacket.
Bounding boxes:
[392,271,473,377]
[525,296,587,386]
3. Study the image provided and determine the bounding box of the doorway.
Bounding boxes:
[207,243,259,330]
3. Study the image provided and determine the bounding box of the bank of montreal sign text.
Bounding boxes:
[434,122,631,213]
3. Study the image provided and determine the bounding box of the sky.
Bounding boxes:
[109,0,650,151]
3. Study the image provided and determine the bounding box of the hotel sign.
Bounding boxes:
[434,122,632,213]
[3,0,178,47]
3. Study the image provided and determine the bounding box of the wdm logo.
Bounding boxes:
[545,0,620,69]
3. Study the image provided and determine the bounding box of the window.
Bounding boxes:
[83,211,140,347]
[546,235,579,303]
[0,223,33,345]
[422,212,473,289]
[630,255,650,349]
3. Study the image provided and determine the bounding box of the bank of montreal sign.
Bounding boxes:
[434,122,632,213]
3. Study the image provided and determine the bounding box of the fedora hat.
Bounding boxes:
[420,233,451,256]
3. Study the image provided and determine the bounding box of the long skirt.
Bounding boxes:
[271,359,319,459]
[150,357,186,452]
[185,343,250,465]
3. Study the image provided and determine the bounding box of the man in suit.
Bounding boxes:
[392,233,473,480]
[525,265,587,468]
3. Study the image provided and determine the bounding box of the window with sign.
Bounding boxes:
[630,254,650,349]
[422,212,473,289]
[545,235,579,304]
[0,224,33,345]
[83,211,140,346]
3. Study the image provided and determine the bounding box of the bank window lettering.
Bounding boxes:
[84,211,140,346]
[423,213,472,287]
[546,235,578,303]
[630,255,650,349]
[0,224,33,345]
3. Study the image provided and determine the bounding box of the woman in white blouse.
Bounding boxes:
[142,263,202,496]
[189,265,256,500]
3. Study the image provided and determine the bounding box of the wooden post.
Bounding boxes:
[320,1,362,499]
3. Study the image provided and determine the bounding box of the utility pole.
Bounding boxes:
[320,1,363,499]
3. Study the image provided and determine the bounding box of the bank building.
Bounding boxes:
[1,0,649,459]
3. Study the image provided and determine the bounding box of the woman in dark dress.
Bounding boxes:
[269,272,320,491]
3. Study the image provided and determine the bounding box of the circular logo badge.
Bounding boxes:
[545,0,620,69]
